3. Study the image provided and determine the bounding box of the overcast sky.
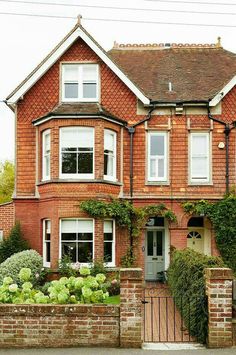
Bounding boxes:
[1,0,236,162]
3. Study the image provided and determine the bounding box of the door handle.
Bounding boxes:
[152,257,158,260]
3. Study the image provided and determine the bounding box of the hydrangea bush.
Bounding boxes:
[0,250,44,285]
[0,266,109,304]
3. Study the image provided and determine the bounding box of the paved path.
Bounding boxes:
[0,347,235,355]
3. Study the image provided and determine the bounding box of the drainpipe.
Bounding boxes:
[126,106,156,250]
[207,105,232,194]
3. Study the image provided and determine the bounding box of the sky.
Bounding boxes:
[1,0,236,162]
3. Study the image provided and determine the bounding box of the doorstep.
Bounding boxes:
[142,343,205,350]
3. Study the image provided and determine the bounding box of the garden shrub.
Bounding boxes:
[0,267,109,304]
[0,222,29,263]
[167,248,224,343]
[0,250,43,286]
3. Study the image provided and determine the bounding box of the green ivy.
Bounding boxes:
[80,199,176,238]
[183,194,236,274]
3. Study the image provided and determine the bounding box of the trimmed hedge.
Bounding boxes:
[167,248,224,343]
[0,222,29,263]
[0,250,43,285]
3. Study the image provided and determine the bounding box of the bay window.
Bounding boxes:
[104,129,116,181]
[62,64,99,102]
[42,129,51,181]
[190,132,210,183]
[104,220,115,266]
[148,132,168,182]
[60,127,94,179]
[60,219,93,264]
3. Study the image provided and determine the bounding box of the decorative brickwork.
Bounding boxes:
[205,268,234,348]
[0,202,14,238]
[120,268,142,348]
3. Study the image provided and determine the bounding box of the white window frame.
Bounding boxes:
[104,129,117,181]
[147,131,168,182]
[59,127,95,179]
[61,63,99,102]
[42,129,51,181]
[43,219,51,267]
[59,218,94,266]
[189,132,210,184]
[104,219,116,267]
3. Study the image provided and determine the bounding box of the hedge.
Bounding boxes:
[167,248,224,343]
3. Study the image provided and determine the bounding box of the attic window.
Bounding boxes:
[62,64,99,102]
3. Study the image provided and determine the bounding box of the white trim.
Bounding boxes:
[104,129,117,181]
[7,26,149,105]
[209,74,236,107]
[43,219,51,268]
[147,131,168,182]
[59,126,95,179]
[33,115,125,127]
[59,218,94,266]
[104,219,116,267]
[189,132,211,184]
[42,129,51,181]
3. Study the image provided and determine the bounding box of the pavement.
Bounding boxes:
[0,348,235,355]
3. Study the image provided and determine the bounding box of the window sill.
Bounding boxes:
[38,179,122,186]
[188,182,213,186]
[145,181,169,186]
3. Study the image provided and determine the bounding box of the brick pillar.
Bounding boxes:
[120,268,142,348]
[205,268,234,348]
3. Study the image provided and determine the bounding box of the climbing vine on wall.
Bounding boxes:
[183,194,236,274]
[80,199,176,238]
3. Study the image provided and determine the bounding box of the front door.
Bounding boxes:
[145,230,165,281]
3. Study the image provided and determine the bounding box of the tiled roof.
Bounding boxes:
[108,42,236,103]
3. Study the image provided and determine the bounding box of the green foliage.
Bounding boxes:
[89,258,108,277]
[0,249,43,286]
[183,194,236,274]
[0,222,29,263]
[0,160,14,204]
[0,267,109,304]
[167,249,224,343]
[120,246,136,267]
[58,255,78,277]
[80,199,176,238]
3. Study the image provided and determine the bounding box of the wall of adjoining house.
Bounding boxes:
[0,202,14,238]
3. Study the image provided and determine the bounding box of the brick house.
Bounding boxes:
[1,20,236,280]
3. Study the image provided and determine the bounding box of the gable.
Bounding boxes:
[6,23,149,106]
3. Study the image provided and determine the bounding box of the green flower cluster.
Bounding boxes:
[0,267,109,305]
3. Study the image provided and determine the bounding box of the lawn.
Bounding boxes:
[104,295,120,304]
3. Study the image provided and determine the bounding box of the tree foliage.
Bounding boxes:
[0,160,14,204]
[183,194,236,274]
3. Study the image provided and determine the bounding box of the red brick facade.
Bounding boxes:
[0,202,14,238]
[4,26,236,275]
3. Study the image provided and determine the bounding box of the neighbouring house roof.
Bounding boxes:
[32,103,127,126]
[108,42,236,106]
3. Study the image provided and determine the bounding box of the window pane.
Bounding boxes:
[65,83,78,99]
[78,242,93,262]
[64,65,78,81]
[78,153,93,174]
[104,220,113,233]
[147,232,153,256]
[104,242,112,262]
[192,157,208,177]
[188,217,204,227]
[83,83,97,98]
[78,128,94,148]
[62,153,77,174]
[61,233,77,241]
[78,233,93,241]
[192,135,207,156]
[46,242,51,263]
[61,128,78,148]
[61,220,76,233]
[83,65,97,81]
[158,158,164,178]
[45,134,50,153]
[104,233,113,241]
[104,154,113,176]
[104,131,115,152]
[61,242,76,262]
[150,158,157,178]
[45,232,51,241]
[150,135,164,155]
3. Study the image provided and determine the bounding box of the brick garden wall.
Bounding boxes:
[0,201,14,238]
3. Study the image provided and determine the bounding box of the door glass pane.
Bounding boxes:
[147,232,153,256]
[156,231,163,256]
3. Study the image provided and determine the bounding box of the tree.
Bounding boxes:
[0,160,14,204]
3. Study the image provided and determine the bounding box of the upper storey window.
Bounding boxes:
[60,127,94,179]
[62,64,99,102]
[148,132,168,182]
[104,129,116,181]
[42,129,51,181]
[190,132,210,183]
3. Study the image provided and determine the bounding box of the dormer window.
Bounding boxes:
[62,64,99,102]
